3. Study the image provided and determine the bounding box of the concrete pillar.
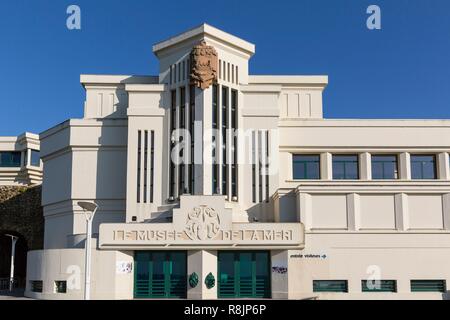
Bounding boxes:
[187,250,217,299]
[399,152,411,180]
[297,192,312,230]
[438,153,450,180]
[395,193,409,231]
[347,193,360,231]
[320,152,332,180]
[194,86,213,195]
[442,194,450,230]
[359,152,371,180]
[271,250,289,299]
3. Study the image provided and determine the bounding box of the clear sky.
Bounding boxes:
[1,0,449,135]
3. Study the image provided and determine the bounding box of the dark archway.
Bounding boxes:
[0,230,28,288]
[0,186,44,290]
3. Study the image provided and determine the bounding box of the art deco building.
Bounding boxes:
[25,24,450,300]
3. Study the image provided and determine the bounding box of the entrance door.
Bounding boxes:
[218,251,271,298]
[134,251,187,299]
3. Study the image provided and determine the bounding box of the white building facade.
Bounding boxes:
[26,24,450,300]
[0,132,42,186]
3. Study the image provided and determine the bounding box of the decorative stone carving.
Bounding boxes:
[185,205,220,241]
[189,272,199,288]
[205,272,215,289]
[190,40,218,90]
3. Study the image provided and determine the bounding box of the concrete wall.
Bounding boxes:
[25,247,133,300]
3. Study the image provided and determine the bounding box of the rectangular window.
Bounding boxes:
[332,155,359,180]
[182,61,185,81]
[252,131,256,203]
[313,280,348,293]
[212,85,219,194]
[265,131,269,202]
[30,150,40,167]
[258,131,263,202]
[31,281,43,293]
[222,86,229,196]
[371,155,398,179]
[411,280,446,292]
[0,151,21,168]
[179,87,186,195]
[169,90,177,199]
[174,64,177,83]
[411,155,437,179]
[54,281,67,293]
[150,131,154,203]
[143,131,148,203]
[137,130,142,203]
[189,85,195,194]
[362,280,397,292]
[231,89,238,199]
[293,155,320,180]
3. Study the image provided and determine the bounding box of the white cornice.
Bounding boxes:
[153,23,255,57]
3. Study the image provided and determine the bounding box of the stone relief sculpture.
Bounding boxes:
[190,40,218,90]
[185,205,221,241]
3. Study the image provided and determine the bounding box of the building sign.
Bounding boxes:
[99,196,304,250]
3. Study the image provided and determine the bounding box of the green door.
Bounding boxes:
[134,251,187,299]
[218,251,271,298]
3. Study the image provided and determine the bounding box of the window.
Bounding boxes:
[411,280,446,293]
[30,150,40,167]
[189,85,195,194]
[137,130,142,203]
[411,155,437,179]
[332,155,359,180]
[231,89,238,199]
[212,85,219,194]
[371,155,398,179]
[31,280,43,293]
[293,155,320,180]
[179,87,186,195]
[0,151,21,167]
[222,86,229,196]
[169,90,177,199]
[313,280,348,293]
[362,280,397,292]
[54,281,67,293]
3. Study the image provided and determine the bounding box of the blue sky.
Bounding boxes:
[1,0,449,135]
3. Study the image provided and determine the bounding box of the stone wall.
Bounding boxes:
[0,186,44,250]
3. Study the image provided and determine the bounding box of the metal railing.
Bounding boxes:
[0,278,25,292]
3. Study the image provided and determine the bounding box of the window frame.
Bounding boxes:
[410,280,446,293]
[332,154,359,180]
[361,280,397,293]
[313,280,348,293]
[410,154,437,180]
[292,154,321,180]
[371,154,398,180]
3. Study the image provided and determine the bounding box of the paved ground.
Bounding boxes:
[0,289,31,300]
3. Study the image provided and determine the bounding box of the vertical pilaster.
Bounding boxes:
[395,193,409,231]
[360,152,371,180]
[297,192,312,230]
[438,152,450,180]
[399,152,411,180]
[347,193,360,231]
[442,194,450,230]
[320,152,333,180]
[187,250,217,299]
